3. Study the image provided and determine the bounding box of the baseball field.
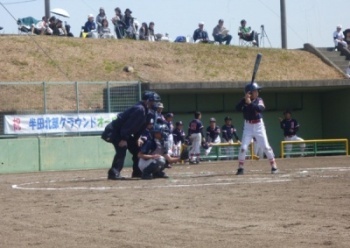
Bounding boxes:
[0,156,349,248]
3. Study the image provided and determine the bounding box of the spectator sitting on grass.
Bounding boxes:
[96,7,107,34]
[99,19,115,39]
[139,22,149,40]
[333,25,347,50]
[212,19,232,45]
[84,14,97,38]
[193,21,210,43]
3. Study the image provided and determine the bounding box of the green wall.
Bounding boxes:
[161,92,325,156]
[1,90,348,174]
[0,136,132,174]
[322,89,350,141]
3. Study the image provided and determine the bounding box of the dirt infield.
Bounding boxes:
[1,156,349,248]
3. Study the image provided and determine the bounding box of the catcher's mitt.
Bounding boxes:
[180,148,189,160]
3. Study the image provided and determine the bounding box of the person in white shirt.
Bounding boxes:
[333,25,347,50]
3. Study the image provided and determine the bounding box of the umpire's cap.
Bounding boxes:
[244,82,262,93]
[224,116,232,121]
[142,91,161,102]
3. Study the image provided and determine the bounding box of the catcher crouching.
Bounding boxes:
[138,123,183,180]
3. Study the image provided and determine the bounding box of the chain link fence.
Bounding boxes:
[0,81,141,136]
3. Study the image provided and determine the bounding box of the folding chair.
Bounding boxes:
[239,38,254,47]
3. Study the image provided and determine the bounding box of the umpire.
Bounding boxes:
[107,91,161,180]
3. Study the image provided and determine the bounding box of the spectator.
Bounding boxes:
[111,7,126,39]
[139,22,149,40]
[46,16,56,35]
[122,8,137,39]
[238,19,259,47]
[84,14,97,38]
[148,21,156,41]
[64,21,74,37]
[96,7,107,34]
[52,19,66,36]
[212,19,232,45]
[333,25,347,50]
[99,19,115,39]
[32,16,48,35]
[193,21,210,43]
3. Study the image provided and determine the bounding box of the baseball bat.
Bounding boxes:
[251,53,262,84]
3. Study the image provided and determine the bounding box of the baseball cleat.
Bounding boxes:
[108,168,125,180]
[108,174,125,180]
[271,167,278,174]
[236,168,244,175]
[189,159,197,164]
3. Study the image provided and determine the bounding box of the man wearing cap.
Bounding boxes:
[173,121,186,157]
[204,118,221,156]
[104,91,161,180]
[333,25,347,50]
[193,21,210,43]
[212,19,232,45]
[279,110,305,158]
[84,14,97,37]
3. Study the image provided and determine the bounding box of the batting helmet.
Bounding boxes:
[142,91,161,102]
[244,82,262,93]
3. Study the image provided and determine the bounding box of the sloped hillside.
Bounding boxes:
[0,36,344,83]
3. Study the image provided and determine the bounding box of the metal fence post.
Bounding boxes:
[43,82,47,114]
[138,81,141,101]
[75,82,79,114]
[107,81,111,113]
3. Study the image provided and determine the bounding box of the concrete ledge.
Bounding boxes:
[147,79,350,92]
[304,43,348,78]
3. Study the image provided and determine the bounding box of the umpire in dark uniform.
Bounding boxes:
[107,91,161,180]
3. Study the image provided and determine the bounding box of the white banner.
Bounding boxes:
[4,113,119,134]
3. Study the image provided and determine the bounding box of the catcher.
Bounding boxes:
[138,123,186,180]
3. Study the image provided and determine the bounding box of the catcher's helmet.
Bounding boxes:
[244,82,262,93]
[152,123,169,140]
[142,91,161,102]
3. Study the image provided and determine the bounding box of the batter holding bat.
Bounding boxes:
[235,54,278,175]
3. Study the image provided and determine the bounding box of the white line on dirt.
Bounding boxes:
[10,166,349,191]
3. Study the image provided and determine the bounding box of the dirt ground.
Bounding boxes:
[0,156,349,248]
